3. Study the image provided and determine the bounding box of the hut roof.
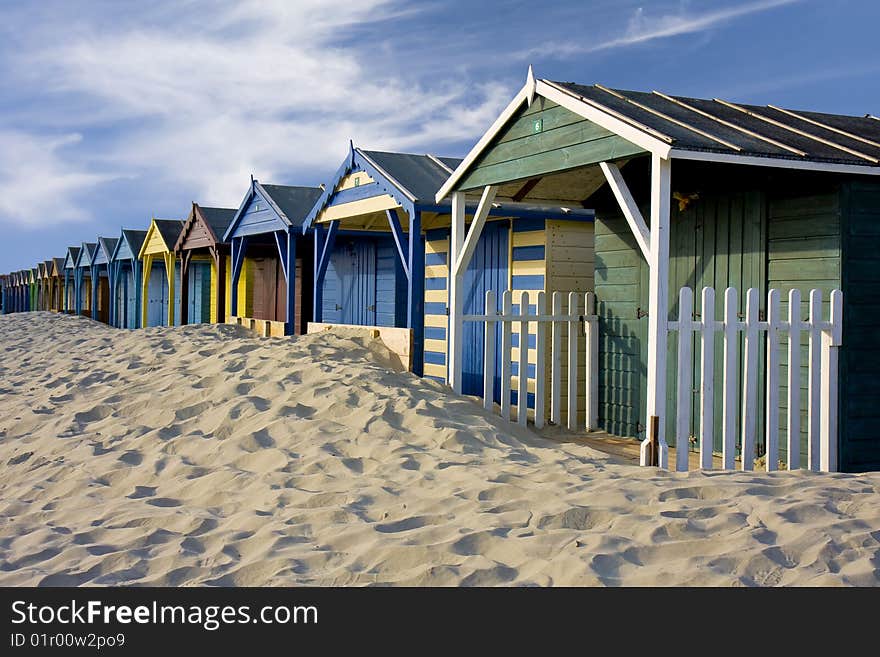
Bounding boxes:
[549,81,880,167]
[154,219,185,249]
[260,185,324,228]
[199,206,237,238]
[438,72,880,200]
[64,246,81,270]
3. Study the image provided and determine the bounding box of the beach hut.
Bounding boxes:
[301,144,591,378]
[8,272,18,312]
[28,268,38,311]
[223,179,323,336]
[138,218,184,327]
[109,229,147,329]
[73,244,95,317]
[90,237,117,324]
[37,261,49,310]
[18,270,29,312]
[49,258,65,311]
[173,203,237,325]
[62,246,81,314]
[436,70,880,472]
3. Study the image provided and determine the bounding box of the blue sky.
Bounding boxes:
[1,0,879,271]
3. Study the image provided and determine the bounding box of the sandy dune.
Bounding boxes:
[0,312,878,586]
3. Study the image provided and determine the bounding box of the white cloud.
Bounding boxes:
[0,131,116,227]
[522,0,802,59]
[1,0,511,218]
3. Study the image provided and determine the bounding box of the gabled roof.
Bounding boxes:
[224,180,323,241]
[64,246,81,270]
[111,229,148,262]
[199,206,237,237]
[94,237,119,266]
[438,69,880,200]
[175,203,237,251]
[302,144,461,230]
[154,219,185,249]
[75,243,96,269]
[139,219,185,257]
[551,81,880,166]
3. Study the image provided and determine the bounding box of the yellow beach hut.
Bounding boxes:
[138,218,185,327]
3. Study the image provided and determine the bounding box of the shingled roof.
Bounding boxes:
[548,81,880,167]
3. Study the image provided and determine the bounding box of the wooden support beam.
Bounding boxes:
[211,246,227,324]
[640,154,672,468]
[284,232,296,336]
[274,231,288,281]
[164,252,176,326]
[448,191,466,392]
[133,259,142,329]
[512,177,541,202]
[313,221,339,323]
[408,209,424,376]
[454,185,497,278]
[386,209,410,281]
[179,250,191,325]
[599,161,651,261]
[230,236,248,317]
[141,254,152,328]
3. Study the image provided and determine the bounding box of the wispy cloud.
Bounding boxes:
[522,0,802,59]
[0,131,117,227]
[0,0,511,228]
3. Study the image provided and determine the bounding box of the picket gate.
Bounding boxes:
[668,286,843,472]
[463,290,599,431]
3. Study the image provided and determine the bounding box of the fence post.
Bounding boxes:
[584,292,598,431]
[787,289,802,470]
[700,287,715,470]
[676,287,694,472]
[820,289,842,472]
[483,290,495,412]
[518,291,529,426]
[765,289,781,471]
[551,292,562,426]
[567,291,578,432]
[500,290,512,422]
[741,288,759,471]
[808,289,822,471]
[722,287,738,470]
[535,291,546,429]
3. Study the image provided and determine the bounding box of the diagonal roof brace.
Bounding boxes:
[599,162,651,261]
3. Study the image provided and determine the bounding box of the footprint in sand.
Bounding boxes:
[118,451,143,466]
[147,498,182,508]
[75,405,113,424]
[127,486,156,499]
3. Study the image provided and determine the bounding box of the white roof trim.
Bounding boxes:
[435,75,673,201]
[540,80,673,153]
[435,83,530,202]
[669,148,880,175]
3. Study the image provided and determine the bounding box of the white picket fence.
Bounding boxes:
[463,290,599,431]
[668,286,843,473]
[464,285,843,474]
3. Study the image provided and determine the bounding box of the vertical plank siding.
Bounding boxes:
[768,189,841,466]
[840,180,880,471]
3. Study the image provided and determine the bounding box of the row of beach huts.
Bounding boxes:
[2,71,880,473]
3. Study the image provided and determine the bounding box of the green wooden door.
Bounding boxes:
[666,191,767,455]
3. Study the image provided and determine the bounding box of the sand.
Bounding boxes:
[0,312,878,586]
